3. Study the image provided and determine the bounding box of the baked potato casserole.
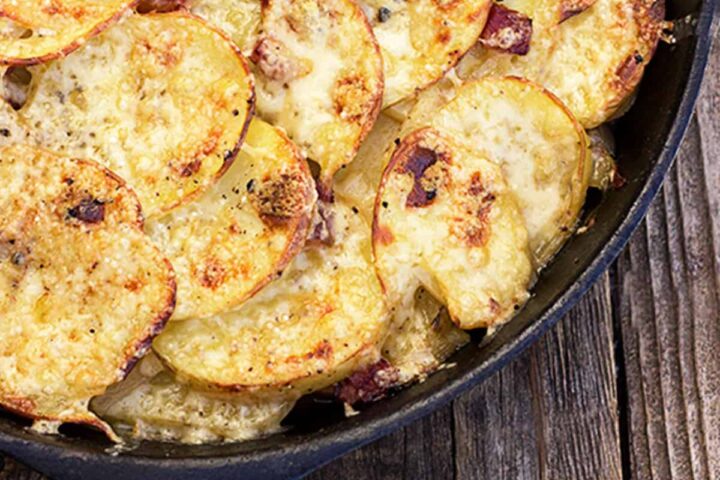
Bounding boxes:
[0,0,663,444]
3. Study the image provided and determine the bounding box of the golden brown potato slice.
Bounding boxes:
[373,127,533,330]
[187,0,384,186]
[406,77,590,266]
[6,12,254,218]
[147,119,316,321]
[92,354,298,444]
[335,118,469,385]
[0,0,136,65]
[154,200,390,393]
[457,0,664,127]
[0,144,175,440]
[357,0,492,107]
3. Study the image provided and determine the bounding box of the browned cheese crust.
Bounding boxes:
[0,144,175,440]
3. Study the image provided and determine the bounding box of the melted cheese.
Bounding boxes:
[93,354,297,444]
[0,144,175,441]
[406,77,590,266]
[357,0,492,106]
[154,200,390,393]
[456,0,663,127]
[0,0,134,64]
[5,12,254,217]
[190,0,384,184]
[147,119,315,321]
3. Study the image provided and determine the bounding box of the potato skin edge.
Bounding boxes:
[0,1,140,66]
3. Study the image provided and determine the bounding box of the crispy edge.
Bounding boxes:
[188,125,316,319]
[317,0,385,190]
[139,10,257,215]
[370,126,441,298]
[0,148,177,440]
[382,0,494,108]
[0,1,140,66]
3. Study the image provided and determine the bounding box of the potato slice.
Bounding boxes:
[373,127,533,330]
[0,1,135,65]
[335,116,469,384]
[406,77,589,267]
[147,119,316,321]
[381,288,469,384]
[93,354,298,444]
[187,0,383,186]
[357,0,492,107]
[0,144,175,440]
[154,200,390,393]
[457,0,664,127]
[6,12,254,217]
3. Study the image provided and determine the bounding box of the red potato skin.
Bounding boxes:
[136,11,257,216]
[0,1,140,66]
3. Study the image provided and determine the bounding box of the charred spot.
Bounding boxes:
[402,146,443,208]
[136,0,189,13]
[197,258,227,290]
[249,172,309,227]
[305,340,334,360]
[451,172,496,247]
[333,75,371,122]
[437,29,452,44]
[377,7,392,22]
[374,224,395,246]
[335,359,400,405]
[124,278,144,292]
[177,159,202,178]
[479,4,533,55]
[67,198,106,225]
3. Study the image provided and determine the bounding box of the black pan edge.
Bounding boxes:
[0,3,717,479]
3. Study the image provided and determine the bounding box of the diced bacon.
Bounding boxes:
[479,4,533,55]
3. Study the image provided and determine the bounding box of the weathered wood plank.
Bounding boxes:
[0,457,44,480]
[308,406,455,480]
[451,275,620,480]
[616,33,720,480]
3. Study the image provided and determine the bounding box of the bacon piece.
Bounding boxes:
[479,4,533,55]
[250,37,308,83]
[307,200,336,246]
[335,359,400,405]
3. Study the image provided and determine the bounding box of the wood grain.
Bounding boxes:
[615,35,720,480]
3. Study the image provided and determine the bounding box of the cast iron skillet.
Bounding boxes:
[0,0,716,477]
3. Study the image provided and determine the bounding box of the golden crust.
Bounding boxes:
[373,127,533,330]
[358,0,493,106]
[0,144,175,440]
[188,0,384,185]
[5,11,254,218]
[148,119,316,321]
[0,0,137,65]
[154,200,390,393]
[456,0,664,127]
[405,77,590,266]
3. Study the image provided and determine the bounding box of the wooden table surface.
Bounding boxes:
[2,25,718,480]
